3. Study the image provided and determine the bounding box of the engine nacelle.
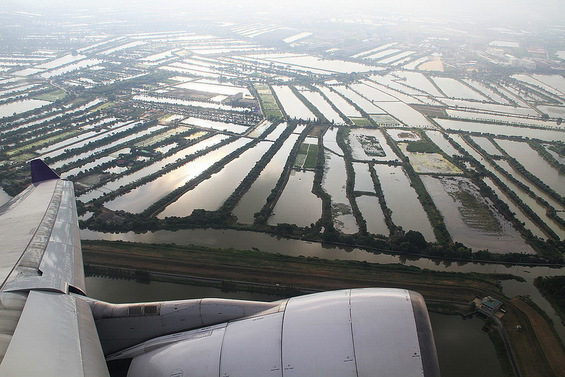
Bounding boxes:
[107,288,440,377]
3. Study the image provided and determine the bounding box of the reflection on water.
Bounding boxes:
[374,164,436,241]
[234,134,298,223]
[497,139,565,198]
[159,140,269,217]
[431,313,504,377]
[86,276,281,303]
[269,170,321,227]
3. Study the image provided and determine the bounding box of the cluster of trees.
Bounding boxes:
[534,276,565,325]
[507,156,565,207]
[528,141,565,175]
[405,140,441,154]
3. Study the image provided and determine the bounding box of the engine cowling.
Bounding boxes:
[110,288,439,377]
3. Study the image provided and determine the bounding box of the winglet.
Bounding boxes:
[31,159,60,183]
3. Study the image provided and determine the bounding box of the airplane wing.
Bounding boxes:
[0,160,109,376]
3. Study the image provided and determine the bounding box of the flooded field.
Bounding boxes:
[398,143,462,174]
[431,77,487,101]
[347,128,397,161]
[272,85,316,121]
[425,131,462,157]
[269,170,322,227]
[356,195,389,236]
[0,99,50,118]
[374,164,435,241]
[299,89,345,124]
[317,86,361,118]
[376,101,434,128]
[454,136,565,239]
[436,118,565,142]
[234,134,299,224]
[155,139,265,217]
[182,117,250,134]
[353,162,375,192]
[421,175,534,254]
[78,134,229,203]
[333,85,383,114]
[470,136,502,156]
[482,176,547,239]
[322,127,342,156]
[496,139,565,197]
[323,151,358,234]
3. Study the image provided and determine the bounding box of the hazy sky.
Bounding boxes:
[2,0,564,25]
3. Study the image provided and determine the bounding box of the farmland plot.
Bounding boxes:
[269,170,321,227]
[182,117,250,134]
[78,134,229,203]
[352,82,397,102]
[421,176,535,254]
[470,136,502,157]
[374,164,435,241]
[425,131,463,157]
[398,143,462,175]
[323,151,358,234]
[356,195,389,236]
[496,139,565,197]
[446,109,559,129]
[234,134,300,224]
[347,128,397,161]
[316,86,361,117]
[272,85,316,121]
[461,80,510,104]
[333,85,385,114]
[353,162,375,192]
[157,141,270,217]
[440,99,538,117]
[376,102,434,128]
[322,127,342,156]
[455,136,565,239]
[483,177,547,239]
[431,77,488,101]
[299,89,345,124]
[435,119,565,142]
[393,71,443,97]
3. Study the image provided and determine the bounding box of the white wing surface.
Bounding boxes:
[0,160,108,376]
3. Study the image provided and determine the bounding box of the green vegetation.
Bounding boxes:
[253,84,283,120]
[294,143,318,169]
[549,142,565,158]
[534,276,565,327]
[350,117,373,127]
[405,140,441,154]
[6,129,81,157]
[33,89,67,102]
[454,187,503,233]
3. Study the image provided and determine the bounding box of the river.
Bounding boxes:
[81,227,565,344]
